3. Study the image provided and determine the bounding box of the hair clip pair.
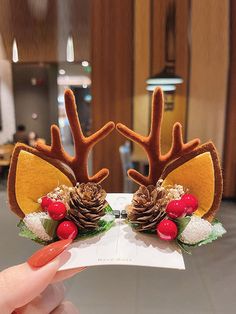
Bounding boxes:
[7,88,226,254]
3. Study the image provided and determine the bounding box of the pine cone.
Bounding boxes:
[68,182,107,230]
[128,185,168,232]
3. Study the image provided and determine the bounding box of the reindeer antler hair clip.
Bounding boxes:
[36,90,114,184]
[117,87,225,253]
[8,89,115,246]
[117,88,200,186]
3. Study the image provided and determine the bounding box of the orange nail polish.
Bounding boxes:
[28,239,72,267]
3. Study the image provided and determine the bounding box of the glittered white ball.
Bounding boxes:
[23,212,52,241]
[179,216,212,245]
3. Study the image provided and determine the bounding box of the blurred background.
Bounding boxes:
[0,1,236,313]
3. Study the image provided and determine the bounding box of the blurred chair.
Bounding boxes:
[119,141,135,193]
[0,144,14,165]
[0,144,15,184]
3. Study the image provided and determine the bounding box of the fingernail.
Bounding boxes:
[28,239,72,268]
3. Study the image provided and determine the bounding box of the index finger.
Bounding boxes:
[52,267,87,283]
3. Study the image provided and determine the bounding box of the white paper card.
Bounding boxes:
[59,194,185,270]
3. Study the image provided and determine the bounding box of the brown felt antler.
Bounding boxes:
[36,89,115,183]
[116,87,200,186]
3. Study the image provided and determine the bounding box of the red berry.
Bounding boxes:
[41,196,53,210]
[57,221,78,240]
[157,219,178,241]
[47,201,67,221]
[181,193,198,214]
[166,199,186,219]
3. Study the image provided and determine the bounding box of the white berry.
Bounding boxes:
[23,212,52,241]
[179,216,212,245]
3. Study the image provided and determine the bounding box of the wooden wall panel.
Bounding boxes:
[224,0,236,197]
[187,0,229,160]
[151,0,189,154]
[0,0,57,62]
[91,0,133,192]
[0,0,90,62]
[132,0,151,158]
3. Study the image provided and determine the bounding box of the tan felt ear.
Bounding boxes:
[161,142,222,222]
[8,144,76,218]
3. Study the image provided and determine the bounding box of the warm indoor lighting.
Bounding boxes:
[59,69,66,75]
[146,84,176,92]
[12,38,19,63]
[81,60,89,67]
[146,66,183,90]
[146,77,183,85]
[66,35,74,62]
[57,75,91,86]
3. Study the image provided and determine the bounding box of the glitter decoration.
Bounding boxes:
[23,212,53,241]
[179,216,212,245]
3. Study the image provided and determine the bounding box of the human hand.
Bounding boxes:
[0,240,85,313]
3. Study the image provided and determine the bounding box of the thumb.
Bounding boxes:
[0,259,60,313]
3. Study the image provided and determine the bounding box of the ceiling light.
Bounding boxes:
[59,69,66,75]
[81,61,89,67]
[82,84,88,88]
[146,84,176,92]
[146,66,183,88]
[12,38,19,63]
[66,35,74,62]
[57,75,91,86]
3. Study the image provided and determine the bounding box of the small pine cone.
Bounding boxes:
[128,185,168,232]
[68,182,107,230]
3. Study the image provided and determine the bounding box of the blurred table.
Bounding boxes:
[0,144,14,182]
[0,144,14,165]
